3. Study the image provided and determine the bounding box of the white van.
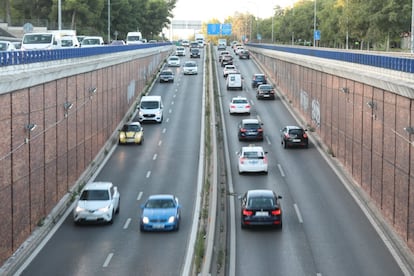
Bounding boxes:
[138,96,163,123]
[126,32,143,45]
[21,33,59,50]
[226,73,243,90]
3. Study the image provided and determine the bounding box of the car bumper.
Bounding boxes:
[140,220,179,231]
[73,210,112,223]
[138,115,162,123]
[238,163,268,173]
[285,139,308,147]
[241,216,282,227]
[238,134,263,141]
[230,108,250,114]
[257,94,275,100]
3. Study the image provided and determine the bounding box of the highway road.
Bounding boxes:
[14,44,412,276]
[17,51,206,276]
[217,47,407,275]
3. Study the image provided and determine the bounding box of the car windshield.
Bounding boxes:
[0,43,7,50]
[248,197,274,209]
[169,57,178,61]
[259,85,273,91]
[80,190,109,200]
[141,101,159,109]
[243,151,264,159]
[233,99,247,104]
[122,124,140,132]
[255,75,265,81]
[161,71,173,75]
[243,123,260,129]
[83,39,100,45]
[146,199,175,208]
[185,63,196,67]
[289,129,304,135]
[23,34,53,44]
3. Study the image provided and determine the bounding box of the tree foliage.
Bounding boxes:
[4,0,176,41]
[222,0,411,50]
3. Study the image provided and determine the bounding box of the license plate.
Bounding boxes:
[292,139,301,142]
[247,132,256,135]
[248,160,258,164]
[153,224,165,229]
[256,211,268,217]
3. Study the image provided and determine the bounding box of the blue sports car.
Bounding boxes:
[140,194,181,232]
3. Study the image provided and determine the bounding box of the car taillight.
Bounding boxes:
[243,209,253,216]
[246,105,251,108]
[271,209,281,215]
[239,157,246,164]
[303,133,308,138]
[284,133,290,138]
[258,128,263,132]
[263,156,268,164]
[230,104,236,108]
[240,128,247,132]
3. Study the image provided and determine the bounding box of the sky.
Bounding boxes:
[172,0,298,22]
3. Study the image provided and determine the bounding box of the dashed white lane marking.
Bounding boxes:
[294,203,304,224]
[171,101,174,105]
[158,140,162,146]
[265,136,271,145]
[153,154,157,160]
[146,171,151,178]
[123,218,131,229]
[166,118,170,123]
[103,253,114,267]
[162,128,166,133]
[137,191,143,201]
[277,164,285,177]
[169,109,172,113]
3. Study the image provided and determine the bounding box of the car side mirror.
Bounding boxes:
[140,204,145,209]
[278,195,282,199]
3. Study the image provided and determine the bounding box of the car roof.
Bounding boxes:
[246,189,275,198]
[231,96,247,101]
[125,122,141,126]
[242,146,264,152]
[148,194,175,200]
[184,61,197,65]
[241,118,260,124]
[253,73,265,77]
[83,182,113,190]
[285,125,303,130]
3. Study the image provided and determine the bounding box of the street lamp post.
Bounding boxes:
[411,0,414,53]
[313,0,316,47]
[108,0,111,43]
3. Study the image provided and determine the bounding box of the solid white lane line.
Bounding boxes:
[153,154,157,160]
[103,253,114,267]
[123,218,131,229]
[294,203,304,223]
[277,164,285,177]
[137,191,143,201]
[146,171,151,178]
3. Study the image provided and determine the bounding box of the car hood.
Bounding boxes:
[142,208,177,219]
[121,131,139,138]
[77,200,111,210]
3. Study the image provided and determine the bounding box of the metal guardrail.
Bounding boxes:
[0,42,172,66]
[248,43,414,73]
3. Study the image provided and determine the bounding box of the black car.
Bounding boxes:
[251,73,267,88]
[190,48,200,58]
[238,119,264,141]
[240,189,282,229]
[280,125,309,148]
[256,84,275,100]
[239,49,250,59]
[221,54,233,67]
[159,69,174,83]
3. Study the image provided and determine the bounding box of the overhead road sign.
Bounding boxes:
[171,20,202,30]
[207,23,232,35]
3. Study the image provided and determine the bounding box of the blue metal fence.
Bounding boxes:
[248,43,414,73]
[0,42,171,67]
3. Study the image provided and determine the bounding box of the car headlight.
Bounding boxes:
[98,205,110,213]
[75,206,85,213]
[139,111,144,116]
[168,216,176,223]
[155,111,162,116]
[142,217,149,224]
[119,132,126,139]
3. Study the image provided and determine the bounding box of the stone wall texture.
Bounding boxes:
[0,47,169,265]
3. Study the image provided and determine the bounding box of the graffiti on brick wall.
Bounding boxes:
[300,89,309,113]
[312,98,320,128]
[128,80,135,103]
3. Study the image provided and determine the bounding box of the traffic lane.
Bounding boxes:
[220,51,404,275]
[20,55,204,275]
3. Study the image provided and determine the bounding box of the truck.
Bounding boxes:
[218,38,227,47]
[126,31,143,45]
[195,33,205,46]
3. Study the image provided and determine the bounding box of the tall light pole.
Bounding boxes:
[411,0,414,53]
[108,0,111,43]
[58,0,62,30]
[313,0,316,47]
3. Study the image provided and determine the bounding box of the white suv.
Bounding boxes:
[73,182,120,224]
[138,95,163,123]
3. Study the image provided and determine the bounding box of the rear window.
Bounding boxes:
[243,123,260,129]
[248,197,274,208]
[289,129,304,135]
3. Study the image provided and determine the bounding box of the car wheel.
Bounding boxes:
[241,222,246,229]
[304,142,309,148]
[140,225,145,232]
[109,211,114,224]
[283,141,287,149]
[116,201,120,214]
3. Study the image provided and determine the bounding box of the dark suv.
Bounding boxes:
[221,54,233,67]
[238,119,264,141]
[280,125,308,148]
[239,49,250,59]
[251,73,267,88]
[256,84,275,100]
[159,69,174,83]
[190,48,200,58]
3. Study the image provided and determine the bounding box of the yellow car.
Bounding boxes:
[118,122,144,144]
